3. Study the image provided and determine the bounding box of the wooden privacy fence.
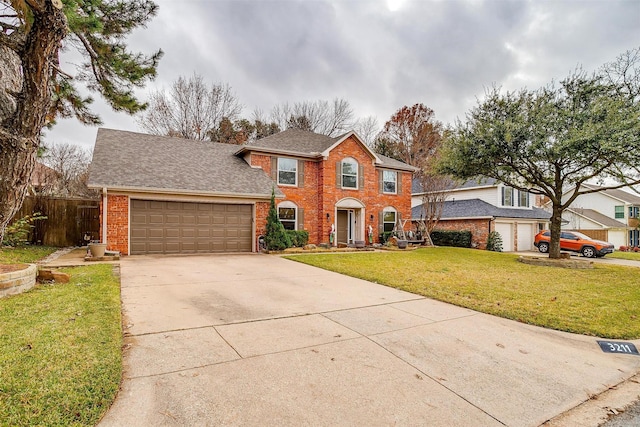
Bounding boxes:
[10,196,100,247]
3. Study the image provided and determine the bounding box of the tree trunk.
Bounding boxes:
[0,1,68,244]
[548,203,563,259]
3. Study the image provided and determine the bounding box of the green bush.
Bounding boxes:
[379,232,393,244]
[286,230,309,247]
[264,189,291,251]
[486,231,503,252]
[430,230,472,248]
[2,213,47,247]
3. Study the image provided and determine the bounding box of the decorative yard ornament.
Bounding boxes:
[368,224,373,244]
[329,223,335,245]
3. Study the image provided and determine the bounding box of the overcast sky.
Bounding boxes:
[45,0,640,151]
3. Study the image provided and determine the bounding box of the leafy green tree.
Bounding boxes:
[438,48,640,259]
[0,0,162,244]
[264,188,291,251]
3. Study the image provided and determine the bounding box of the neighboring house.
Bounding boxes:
[558,184,640,248]
[412,178,550,251]
[29,162,59,195]
[88,128,416,255]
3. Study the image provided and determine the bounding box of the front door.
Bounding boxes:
[337,210,349,244]
[337,209,358,244]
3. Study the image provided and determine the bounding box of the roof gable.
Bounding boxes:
[238,128,417,172]
[565,208,627,228]
[88,128,282,198]
[580,184,640,205]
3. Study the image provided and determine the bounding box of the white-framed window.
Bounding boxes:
[615,205,625,219]
[518,190,529,207]
[629,206,639,218]
[383,170,397,194]
[502,187,514,207]
[382,207,396,233]
[277,201,297,230]
[341,158,358,189]
[277,158,297,186]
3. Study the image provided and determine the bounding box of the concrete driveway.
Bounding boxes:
[99,254,640,426]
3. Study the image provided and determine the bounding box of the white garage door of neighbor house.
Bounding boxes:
[517,223,534,251]
[495,222,513,252]
[130,200,253,255]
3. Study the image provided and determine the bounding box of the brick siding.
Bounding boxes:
[434,218,491,250]
[101,194,129,255]
[252,135,413,245]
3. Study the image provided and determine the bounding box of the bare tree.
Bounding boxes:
[41,142,95,198]
[374,104,443,168]
[354,115,380,147]
[270,98,355,136]
[137,73,242,140]
[415,172,456,236]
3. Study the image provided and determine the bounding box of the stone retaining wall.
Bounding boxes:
[0,264,37,298]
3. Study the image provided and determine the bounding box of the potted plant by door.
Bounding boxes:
[88,241,107,258]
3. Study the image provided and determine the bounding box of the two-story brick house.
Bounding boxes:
[88,128,416,255]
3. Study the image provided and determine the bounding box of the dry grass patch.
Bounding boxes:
[286,247,640,339]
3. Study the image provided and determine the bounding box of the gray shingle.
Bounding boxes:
[88,128,282,197]
[247,128,338,154]
[412,198,551,220]
[245,128,417,171]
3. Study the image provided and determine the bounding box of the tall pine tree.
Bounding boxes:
[264,188,291,251]
[0,0,162,243]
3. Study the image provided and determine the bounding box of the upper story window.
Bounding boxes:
[518,190,529,207]
[277,201,297,230]
[629,206,639,218]
[341,158,358,189]
[383,170,397,194]
[615,205,625,219]
[277,158,297,186]
[501,187,514,207]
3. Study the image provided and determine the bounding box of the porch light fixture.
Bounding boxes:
[326,213,330,222]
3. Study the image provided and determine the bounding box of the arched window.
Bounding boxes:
[341,157,358,189]
[277,201,297,230]
[382,206,397,233]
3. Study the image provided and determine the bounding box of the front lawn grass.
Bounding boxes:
[609,251,640,261]
[0,245,57,263]
[0,264,122,426]
[286,247,640,339]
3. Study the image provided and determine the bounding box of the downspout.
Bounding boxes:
[102,187,107,244]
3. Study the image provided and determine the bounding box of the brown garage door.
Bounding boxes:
[130,200,252,254]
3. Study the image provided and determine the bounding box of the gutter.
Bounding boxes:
[87,185,283,200]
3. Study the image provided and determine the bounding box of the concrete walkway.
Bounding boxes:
[98,254,640,426]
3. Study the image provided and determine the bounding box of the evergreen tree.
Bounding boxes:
[486,231,503,252]
[264,188,291,251]
[0,0,162,243]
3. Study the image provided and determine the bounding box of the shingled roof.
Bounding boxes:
[580,184,640,205]
[412,198,551,220]
[239,128,418,172]
[88,128,282,198]
[565,208,627,228]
